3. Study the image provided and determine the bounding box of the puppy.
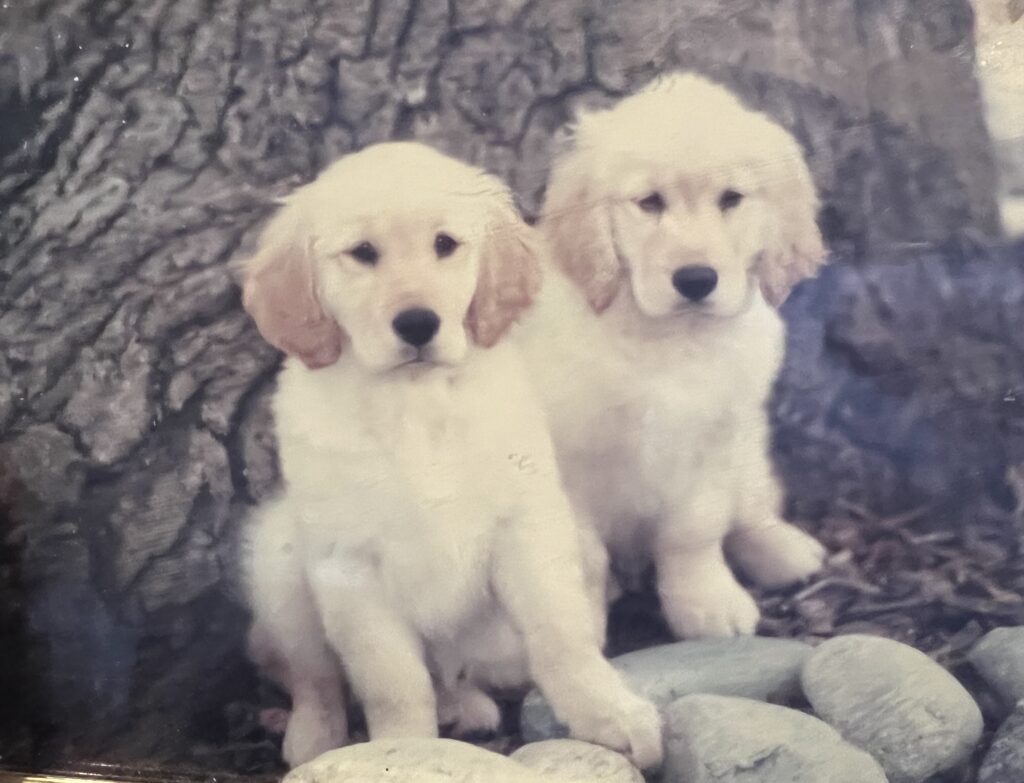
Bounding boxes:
[241,142,662,769]
[519,73,828,640]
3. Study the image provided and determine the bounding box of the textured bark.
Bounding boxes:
[0,0,1010,774]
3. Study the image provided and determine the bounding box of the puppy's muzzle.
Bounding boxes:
[392,307,441,347]
[672,265,718,302]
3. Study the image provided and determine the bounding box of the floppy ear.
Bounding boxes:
[241,202,344,369]
[755,126,827,307]
[466,187,542,348]
[541,141,622,313]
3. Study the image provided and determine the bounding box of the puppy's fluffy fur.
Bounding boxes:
[241,142,661,769]
[519,73,828,639]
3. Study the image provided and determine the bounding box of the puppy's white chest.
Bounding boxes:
[377,378,480,506]
[357,377,500,623]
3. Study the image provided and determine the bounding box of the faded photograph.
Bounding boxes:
[1,1,1023,782]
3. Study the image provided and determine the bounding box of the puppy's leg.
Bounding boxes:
[493,495,663,770]
[577,520,612,647]
[308,560,437,739]
[726,440,825,588]
[248,503,347,767]
[656,483,760,639]
[656,535,761,639]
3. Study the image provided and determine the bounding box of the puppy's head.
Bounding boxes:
[543,72,825,319]
[241,142,540,371]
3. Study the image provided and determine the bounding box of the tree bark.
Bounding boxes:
[0,0,1008,772]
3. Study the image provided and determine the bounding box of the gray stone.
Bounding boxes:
[969,627,1024,707]
[662,694,887,783]
[283,738,542,783]
[521,637,811,741]
[510,739,642,782]
[801,634,983,783]
[980,700,1024,783]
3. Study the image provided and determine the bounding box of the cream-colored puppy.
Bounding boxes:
[241,142,662,769]
[519,73,828,640]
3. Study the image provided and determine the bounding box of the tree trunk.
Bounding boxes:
[0,0,1008,773]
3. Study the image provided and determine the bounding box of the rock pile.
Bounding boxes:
[284,628,1024,782]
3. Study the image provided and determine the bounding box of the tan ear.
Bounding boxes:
[466,192,542,348]
[755,126,827,307]
[541,143,622,312]
[241,204,344,369]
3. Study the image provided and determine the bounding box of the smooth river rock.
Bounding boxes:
[521,637,811,741]
[802,634,983,783]
[969,626,1024,707]
[510,739,643,782]
[662,693,887,783]
[979,700,1024,783]
[283,738,542,783]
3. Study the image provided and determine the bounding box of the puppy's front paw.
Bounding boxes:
[554,669,663,770]
[729,522,826,588]
[282,701,347,767]
[610,691,664,771]
[661,575,760,639]
[438,683,501,737]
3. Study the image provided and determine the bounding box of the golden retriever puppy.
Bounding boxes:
[241,142,662,769]
[519,73,828,640]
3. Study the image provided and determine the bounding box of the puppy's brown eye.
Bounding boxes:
[637,193,666,214]
[434,232,458,258]
[719,189,744,211]
[349,241,378,265]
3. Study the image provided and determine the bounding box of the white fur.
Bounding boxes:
[243,142,662,769]
[519,73,828,640]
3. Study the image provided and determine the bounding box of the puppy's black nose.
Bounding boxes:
[392,308,441,347]
[672,265,718,302]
